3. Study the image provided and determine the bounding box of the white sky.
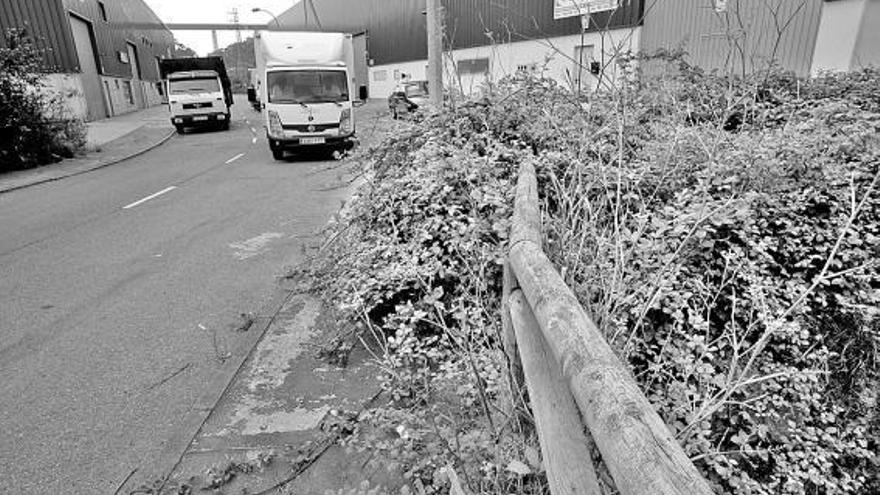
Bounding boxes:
[144,0,300,55]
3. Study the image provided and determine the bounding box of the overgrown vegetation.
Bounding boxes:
[304,60,880,494]
[1,28,86,172]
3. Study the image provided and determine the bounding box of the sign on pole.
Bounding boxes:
[553,0,618,20]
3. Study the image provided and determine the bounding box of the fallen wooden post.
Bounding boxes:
[509,289,601,495]
[506,160,712,495]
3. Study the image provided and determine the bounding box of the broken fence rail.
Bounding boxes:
[502,160,713,495]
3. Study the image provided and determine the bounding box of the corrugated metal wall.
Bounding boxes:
[0,0,79,72]
[62,0,173,81]
[0,0,172,79]
[276,0,644,65]
[640,0,823,76]
[276,0,427,66]
[446,0,643,49]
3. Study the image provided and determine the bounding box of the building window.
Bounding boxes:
[122,80,134,104]
[98,1,108,21]
[456,58,489,75]
[373,70,387,81]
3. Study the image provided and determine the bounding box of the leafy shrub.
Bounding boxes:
[1,28,85,172]
[532,64,880,494]
[305,58,879,493]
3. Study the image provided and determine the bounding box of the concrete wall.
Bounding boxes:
[100,76,139,116]
[368,27,641,98]
[852,0,880,69]
[41,73,89,121]
[93,76,166,117]
[142,80,166,106]
[811,0,867,74]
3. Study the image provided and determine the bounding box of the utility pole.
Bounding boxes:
[230,8,241,43]
[229,8,241,89]
[304,0,309,29]
[426,0,443,109]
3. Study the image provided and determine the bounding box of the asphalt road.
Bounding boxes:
[0,99,374,493]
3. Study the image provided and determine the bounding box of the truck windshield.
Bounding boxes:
[267,70,348,104]
[169,77,220,94]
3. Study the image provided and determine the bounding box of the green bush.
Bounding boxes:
[305,112,545,493]
[1,28,85,172]
[305,61,879,494]
[529,64,880,493]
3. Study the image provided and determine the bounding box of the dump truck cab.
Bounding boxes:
[160,57,234,134]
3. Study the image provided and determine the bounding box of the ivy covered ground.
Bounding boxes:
[306,62,879,494]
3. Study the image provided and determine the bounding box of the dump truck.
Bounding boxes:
[159,57,233,134]
[254,31,358,159]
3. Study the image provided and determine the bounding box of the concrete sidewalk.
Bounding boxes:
[149,283,392,495]
[85,103,171,150]
[0,104,174,194]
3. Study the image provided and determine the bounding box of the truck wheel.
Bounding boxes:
[175,125,185,134]
[220,119,230,131]
[271,147,284,160]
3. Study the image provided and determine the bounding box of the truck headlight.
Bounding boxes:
[268,110,283,137]
[339,108,352,135]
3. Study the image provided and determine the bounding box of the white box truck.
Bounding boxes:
[159,57,233,134]
[254,31,358,159]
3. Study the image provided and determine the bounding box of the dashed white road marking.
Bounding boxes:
[122,186,177,210]
[225,152,245,164]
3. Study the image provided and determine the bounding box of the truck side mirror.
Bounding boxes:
[247,88,256,102]
[261,102,266,110]
[358,85,368,101]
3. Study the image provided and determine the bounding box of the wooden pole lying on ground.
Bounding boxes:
[501,261,524,406]
[507,160,713,495]
[509,289,601,495]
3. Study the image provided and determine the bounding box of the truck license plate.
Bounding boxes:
[193,116,208,121]
[300,137,325,145]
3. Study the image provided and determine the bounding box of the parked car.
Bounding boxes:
[388,80,429,118]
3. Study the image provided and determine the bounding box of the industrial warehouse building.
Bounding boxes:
[274,0,880,99]
[0,0,174,121]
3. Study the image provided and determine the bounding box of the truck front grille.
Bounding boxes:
[182,102,213,109]
[281,123,338,132]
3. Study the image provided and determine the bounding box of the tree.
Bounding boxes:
[171,40,197,58]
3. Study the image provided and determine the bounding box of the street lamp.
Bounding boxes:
[251,7,281,28]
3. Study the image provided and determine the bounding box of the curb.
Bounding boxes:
[0,128,176,195]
